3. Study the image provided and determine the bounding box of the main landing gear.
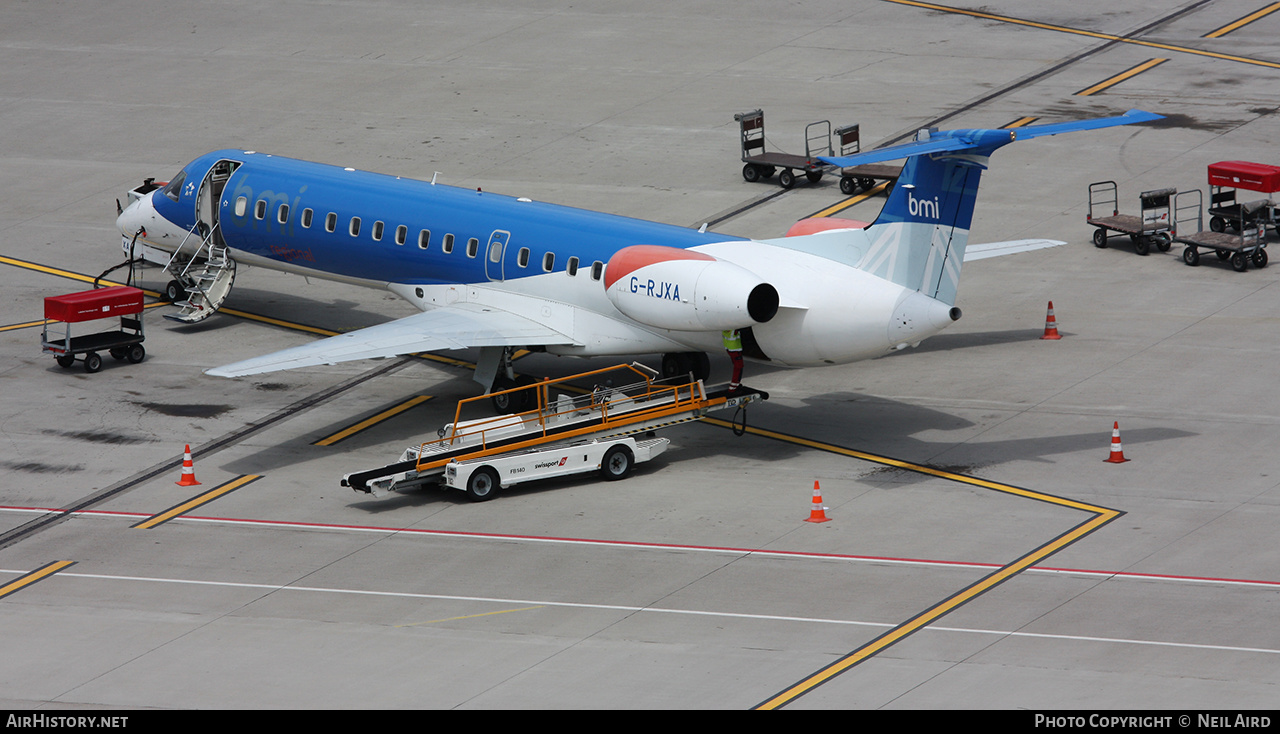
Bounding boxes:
[660,352,711,382]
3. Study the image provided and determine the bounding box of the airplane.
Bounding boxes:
[114,110,1161,412]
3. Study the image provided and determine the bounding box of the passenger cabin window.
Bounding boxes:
[254,200,267,220]
[591,261,604,281]
[301,208,314,228]
[418,230,431,249]
[518,247,530,268]
[566,256,579,276]
[372,221,384,241]
[277,204,289,225]
[396,225,408,246]
[349,217,361,237]
[542,252,555,272]
[467,238,479,258]
[325,213,337,233]
[442,234,454,254]
[234,196,248,217]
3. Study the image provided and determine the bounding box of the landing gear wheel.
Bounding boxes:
[778,169,795,190]
[1093,229,1107,248]
[1183,247,1200,266]
[661,352,710,381]
[84,352,102,374]
[56,354,74,368]
[127,344,146,364]
[490,376,518,414]
[661,353,686,379]
[465,467,499,502]
[1231,251,1249,272]
[1252,249,1268,268]
[600,445,633,481]
[164,279,187,303]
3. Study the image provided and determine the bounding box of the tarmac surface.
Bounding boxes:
[1,0,1279,711]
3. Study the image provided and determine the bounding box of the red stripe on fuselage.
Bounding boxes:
[603,245,715,289]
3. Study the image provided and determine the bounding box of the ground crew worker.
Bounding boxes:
[722,329,744,394]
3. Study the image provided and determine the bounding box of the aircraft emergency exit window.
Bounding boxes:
[591,261,604,280]
[325,212,337,233]
[255,200,267,220]
[566,256,579,276]
[396,225,407,245]
[350,217,361,237]
[467,238,479,258]
[518,247,530,267]
[543,252,555,272]
[277,204,289,225]
[418,230,430,249]
[373,221,384,241]
[234,196,248,218]
[443,234,454,253]
[302,208,313,228]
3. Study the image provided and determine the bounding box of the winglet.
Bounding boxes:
[819,109,1163,168]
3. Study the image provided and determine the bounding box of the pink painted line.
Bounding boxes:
[4,504,1277,588]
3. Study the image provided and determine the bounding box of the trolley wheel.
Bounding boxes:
[1252,249,1268,268]
[464,467,500,502]
[127,344,146,364]
[859,177,876,191]
[84,352,102,374]
[1216,249,1230,261]
[742,164,760,183]
[806,171,823,184]
[1093,229,1107,248]
[1154,233,1172,252]
[1231,251,1249,272]
[110,347,127,361]
[600,445,634,481]
[1210,216,1225,233]
[164,279,187,303]
[1134,236,1150,256]
[1183,246,1200,266]
[55,354,74,368]
[778,169,795,189]
[840,176,856,195]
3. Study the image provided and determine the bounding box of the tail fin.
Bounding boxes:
[859,151,983,305]
[818,110,1163,306]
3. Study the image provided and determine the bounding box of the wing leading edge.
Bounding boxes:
[205,304,577,377]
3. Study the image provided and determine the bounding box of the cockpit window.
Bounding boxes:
[161,171,187,203]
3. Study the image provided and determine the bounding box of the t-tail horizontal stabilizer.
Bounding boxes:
[818,109,1163,168]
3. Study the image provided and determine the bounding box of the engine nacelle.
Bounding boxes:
[604,245,778,331]
[785,217,870,237]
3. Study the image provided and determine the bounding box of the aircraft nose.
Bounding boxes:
[117,191,154,240]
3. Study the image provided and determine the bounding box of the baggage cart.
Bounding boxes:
[1206,161,1280,235]
[1172,189,1268,272]
[735,109,836,189]
[1086,181,1175,255]
[41,286,146,373]
[833,123,901,195]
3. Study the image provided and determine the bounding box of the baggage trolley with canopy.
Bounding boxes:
[1206,160,1280,235]
[41,286,146,373]
[1086,181,1175,255]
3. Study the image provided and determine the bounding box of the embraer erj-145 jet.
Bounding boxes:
[115,110,1160,409]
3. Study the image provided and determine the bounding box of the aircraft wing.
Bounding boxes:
[963,239,1065,261]
[205,303,577,377]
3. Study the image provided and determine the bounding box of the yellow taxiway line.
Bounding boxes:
[314,395,434,446]
[0,560,76,600]
[132,475,262,530]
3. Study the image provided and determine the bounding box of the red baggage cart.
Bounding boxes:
[1206,160,1280,234]
[41,286,146,373]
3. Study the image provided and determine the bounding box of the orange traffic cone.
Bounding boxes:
[1041,301,1062,340]
[805,481,831,523]
[176,444,202,486]
[1104,422,1129,464]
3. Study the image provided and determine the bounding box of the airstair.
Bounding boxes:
[162,223,237,324]
[342,363,767,497]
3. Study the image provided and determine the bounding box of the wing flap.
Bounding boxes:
[206,304,576,377]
